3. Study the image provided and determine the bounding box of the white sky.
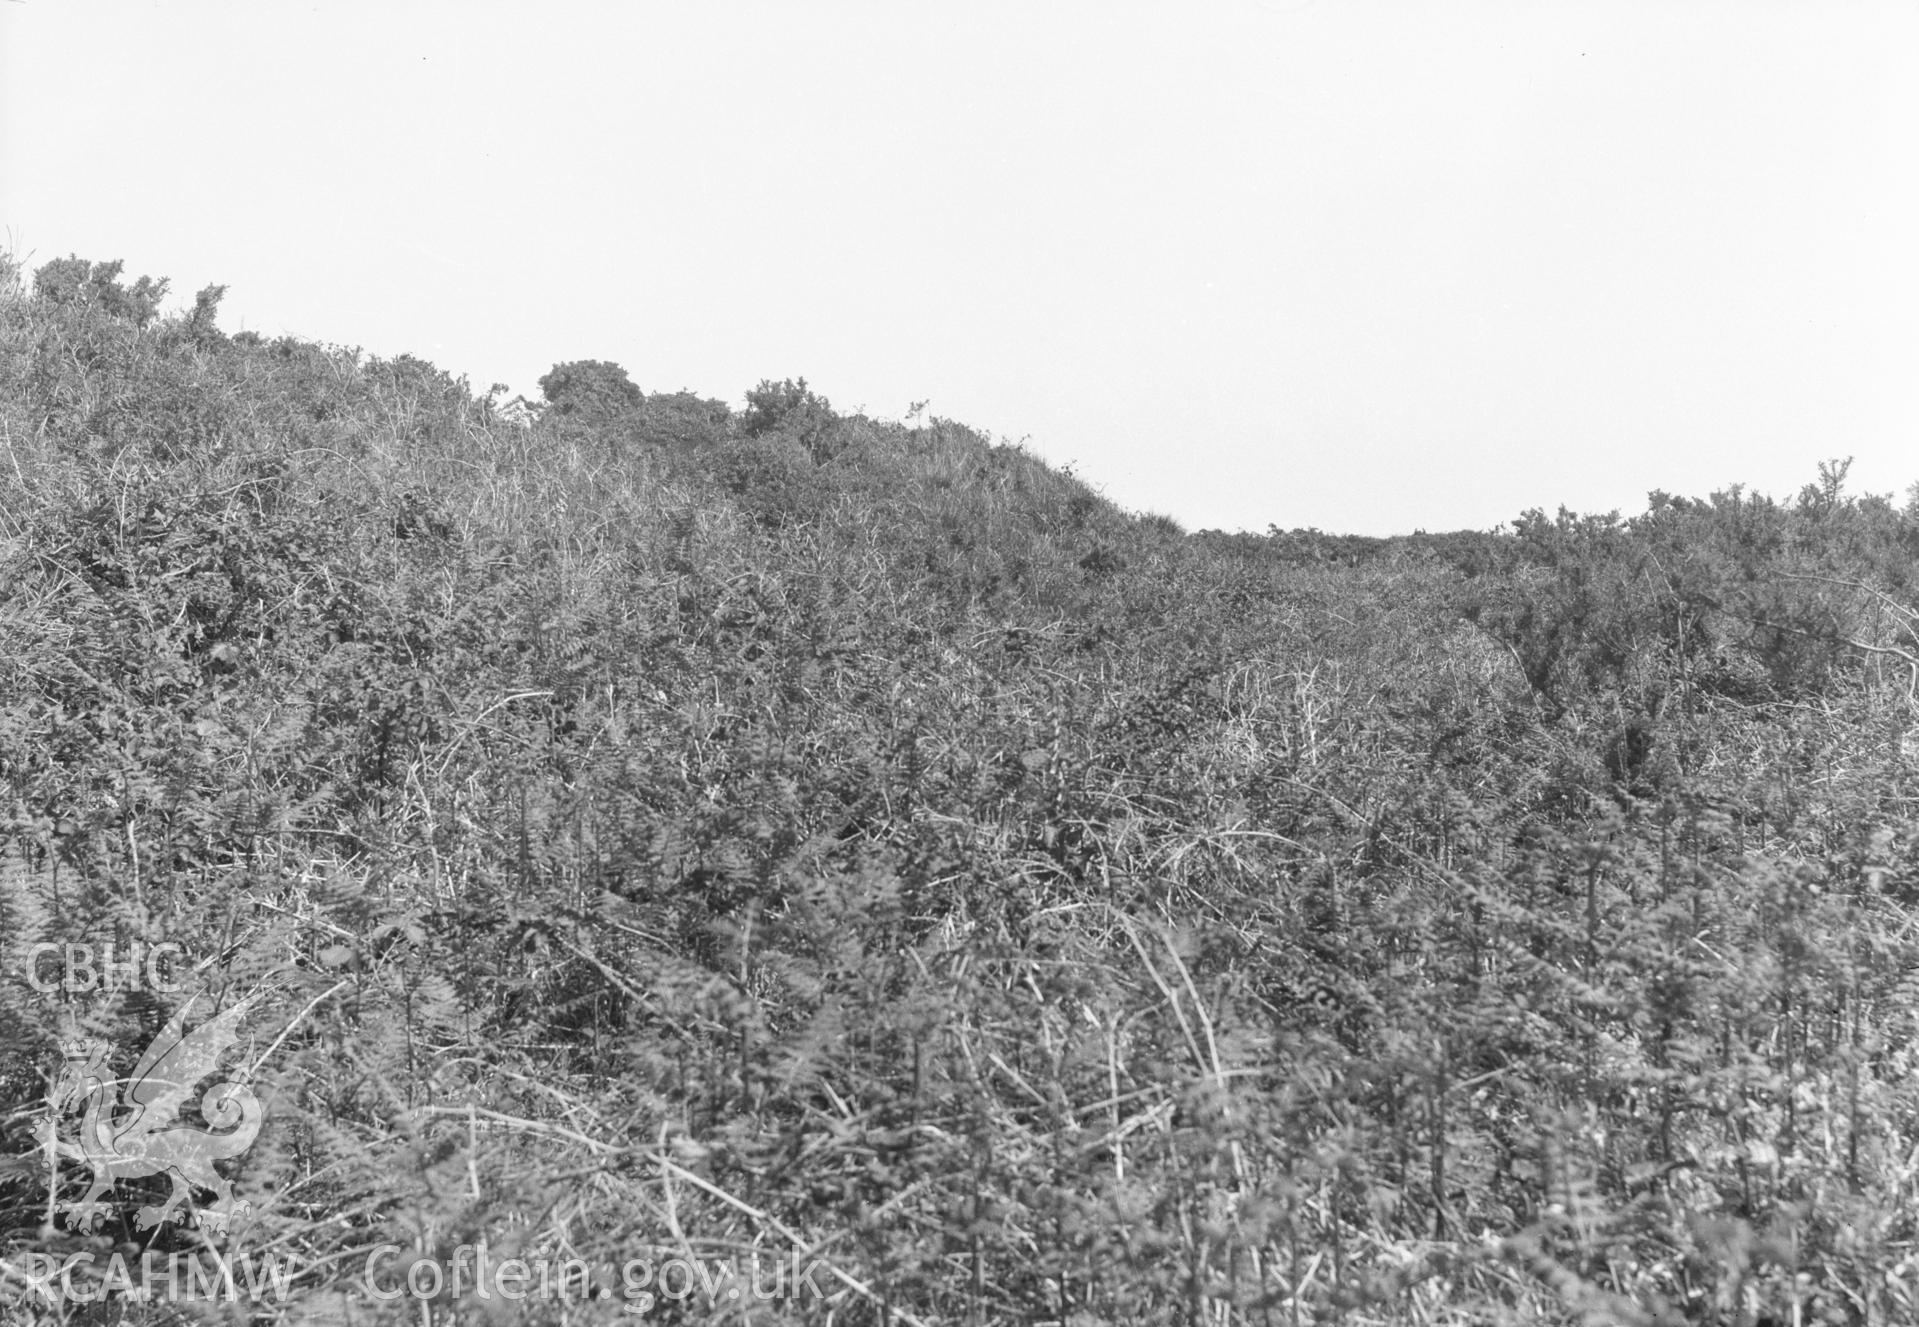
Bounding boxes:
[3,3,1915,536]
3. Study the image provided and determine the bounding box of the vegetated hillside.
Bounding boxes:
[3,255,1919,1325]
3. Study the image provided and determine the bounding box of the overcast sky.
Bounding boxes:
[3,3,1915,535]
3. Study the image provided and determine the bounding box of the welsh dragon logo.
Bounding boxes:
[44,990,265,1234]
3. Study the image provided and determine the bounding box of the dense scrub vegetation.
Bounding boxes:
[3,253,1919,1325]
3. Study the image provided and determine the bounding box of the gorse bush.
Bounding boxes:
[3,254,1919,1326]
[743,375,840,459]
[31,255,169,327]
[538,356,644,418]
[638,387,734,448]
